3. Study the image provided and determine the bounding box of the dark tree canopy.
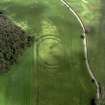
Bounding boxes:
[0,15,34,72]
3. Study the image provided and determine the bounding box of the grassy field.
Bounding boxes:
[0,0,98,105]
[67,0,105,104]
[67,0,100,25]
[83,0,105,104]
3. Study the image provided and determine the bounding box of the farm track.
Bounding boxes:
[60,0,100,102]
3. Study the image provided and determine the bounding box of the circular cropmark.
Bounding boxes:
[36,35,65,68]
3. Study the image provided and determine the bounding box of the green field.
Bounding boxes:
[84,0,105,104]
[0,0,100,105]
[67,0,105,104]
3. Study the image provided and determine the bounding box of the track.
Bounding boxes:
[60,0,100,101]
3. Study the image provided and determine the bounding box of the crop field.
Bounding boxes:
[0,0,104,105]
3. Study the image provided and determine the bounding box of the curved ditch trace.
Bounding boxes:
[60,0,100,102]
